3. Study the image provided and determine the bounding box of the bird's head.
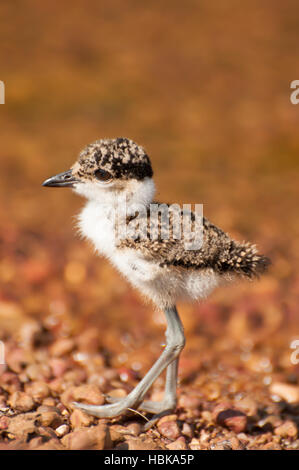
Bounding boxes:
[42,137,155,206]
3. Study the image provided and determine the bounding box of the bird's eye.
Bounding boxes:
[94,169,112,182]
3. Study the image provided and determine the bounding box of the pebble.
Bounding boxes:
[70,409,95,428]
[123,436,163,450]
[166,436,188,450]
[270,382,299,404]
[55,424,70,437]
[50,338,75,357]
[8,391,35,412]
[214,404,248,433]
[157,415,180,440]
[7,413,37,439]
[274,420,298,439]
[25,363,51,381]
[35,405,63,428]
[25,381,50,402]
[0,416,9,430]
[61,384,104,409]
[61,424,111,450]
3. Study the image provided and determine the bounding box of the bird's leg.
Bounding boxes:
[137,357,179,414]
[74,306,185,418]
[105,358,179,413]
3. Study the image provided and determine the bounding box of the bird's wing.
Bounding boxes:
[116,204,269,278]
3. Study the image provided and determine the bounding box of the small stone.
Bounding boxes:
[157,417,180,440]
[25,381,50,402]
[189,438,203,450]
[49,358,69,378]
[125,422,141,436]
[25,363,51,381]
[50,338,75,357]
[178,394,201,410]
[124,436,163,450]
[55,424,70,437]
[235,396,258,416]
[7,412,37,439]
[109,424,126,442]
[61,384,104,409]
[0,371,21,393]
[42,397,57,407]
[260,442,282,450]
[270,382,299,404]
[274,420,298,439]
[34,439,65,450]
[35,406,63,428]
[8,391,35,412]
[70,409,95,428]
[166,436,188,450]
[181,422,193,438]
[214,405,247,433]
[106,388,127,398]
[0,416,9,430]
[61,424,111,450]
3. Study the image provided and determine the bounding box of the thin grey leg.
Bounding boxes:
[137,358,179,413]
[74,306,185,418]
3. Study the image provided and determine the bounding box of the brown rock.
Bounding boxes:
[270,382,299,404]
[181,422,193,438]
[7,413,37,439]
[49,358,69,378]
[42,397,57,407]
[109,424,127,442]
[50,338,75,357]
[61,384,104,409]
[235,397,258,417]
[274,420,298,439]
[157,417,180,440]
[178,394,201,410]
[8,391,35,412]
[0,371,21,393]
[124,436,164,450]
[76,327,100,353]
[25,381,50,402]
[125,422,141,436]
[260,442,282,450]
[166,436,188,450]
[35,440,65,450]
[0,416,9,430]
[61,424,111,450]
[70,408,95,428]
[215,407,248,433]
[35,405,63,428]
[25,363,51,381]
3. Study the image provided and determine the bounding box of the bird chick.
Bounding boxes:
[43,137,269,420]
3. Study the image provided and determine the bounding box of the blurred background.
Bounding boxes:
[0,0,299,439]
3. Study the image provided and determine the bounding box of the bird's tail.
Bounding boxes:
[226,241,270,278]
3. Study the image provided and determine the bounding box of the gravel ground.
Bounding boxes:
[0,276,298,450]
[1,0,299,452]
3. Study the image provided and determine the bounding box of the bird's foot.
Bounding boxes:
[73,397,140,418]
[105,394,176,414]
[73,394,176,419]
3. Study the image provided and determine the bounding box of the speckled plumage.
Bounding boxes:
[72,137,153,181]
[119,206,269,279]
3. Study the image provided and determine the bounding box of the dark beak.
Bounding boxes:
[42,170,79,188]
